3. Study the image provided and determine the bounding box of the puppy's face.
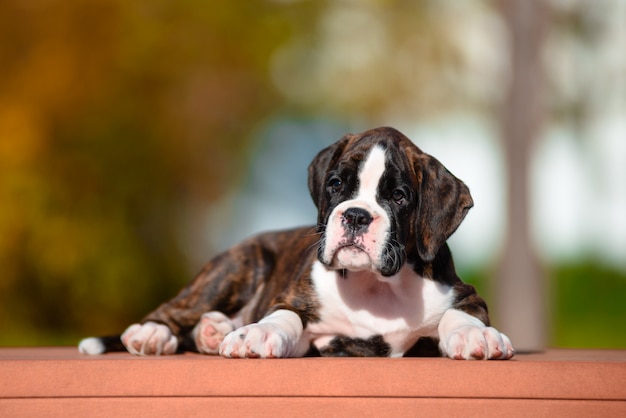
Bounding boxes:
[315,143,412,276]
[308,127,473,277]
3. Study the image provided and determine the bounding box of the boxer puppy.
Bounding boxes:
[79,127,514,360]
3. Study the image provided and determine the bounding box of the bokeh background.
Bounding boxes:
[1,0,624,349]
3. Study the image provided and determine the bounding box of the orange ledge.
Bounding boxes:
[1,347,625,417]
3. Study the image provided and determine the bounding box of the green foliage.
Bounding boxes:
[551,263,626,348]
[459,263,626,349]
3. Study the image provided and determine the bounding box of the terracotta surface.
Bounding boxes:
[1,347,625,417]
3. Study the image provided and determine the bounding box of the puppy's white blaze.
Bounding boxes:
[357,145,387,201]
[322,145,391,270]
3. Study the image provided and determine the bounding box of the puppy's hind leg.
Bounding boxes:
[192,311,237,354]
[121,322,179,355]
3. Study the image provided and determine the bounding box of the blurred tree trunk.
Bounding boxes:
[495,0,549,352]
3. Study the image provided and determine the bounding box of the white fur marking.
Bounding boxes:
[219,309,307,358]
[121,321,178,356]
[357,145,387,201]
[438,309,515,360]
[308,261,455,356]
[78,337,105,355]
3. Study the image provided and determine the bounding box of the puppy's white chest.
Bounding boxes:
[307,262,455,356]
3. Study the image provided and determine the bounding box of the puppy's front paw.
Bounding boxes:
[192,311,236,354]
[219,323,291,358]
[438,309,514,360]
[440,325,514,360]
[121,322,178,355]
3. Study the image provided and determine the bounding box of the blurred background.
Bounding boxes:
[0,0,624,349]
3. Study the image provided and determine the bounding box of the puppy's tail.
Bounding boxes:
[78,335,126,355]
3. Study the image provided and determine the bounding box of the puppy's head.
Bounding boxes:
[308,127,473,277]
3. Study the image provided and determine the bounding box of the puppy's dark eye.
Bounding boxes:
[391,189,406,205]
[328,178,342,194]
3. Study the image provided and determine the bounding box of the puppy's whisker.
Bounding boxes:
[303,226,323,237]
[305,238,322,254]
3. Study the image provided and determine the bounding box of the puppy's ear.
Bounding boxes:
[413,152,473,262]
[307,134,356,207]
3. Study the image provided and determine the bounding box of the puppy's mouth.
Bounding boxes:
[330,242,374,271]
[335,243,367,256]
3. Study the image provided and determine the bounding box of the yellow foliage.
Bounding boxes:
[0,104,46,168]
[0,0,300,345]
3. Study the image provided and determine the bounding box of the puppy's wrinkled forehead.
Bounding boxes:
[335,136,413,194]
[307,127,421,214]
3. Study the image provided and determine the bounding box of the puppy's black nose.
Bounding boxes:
[342,208,373,233]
